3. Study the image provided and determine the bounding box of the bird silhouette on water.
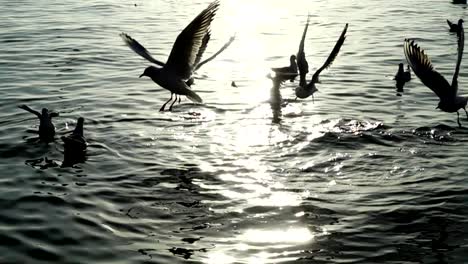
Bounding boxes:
[18,105,59,143]
[295,23,348,101]
[394,63,411,94]
[447,19,464,34]
[404,19,467,127]
[121,0,235,111]
[271,55,298,82]
[62,117,87,167]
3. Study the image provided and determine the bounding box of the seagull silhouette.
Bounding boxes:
[62,117,87,167]
[121,0,234,111]
[404,19,467,127]
[295,23,348,101]
[18,104,59,142]
[394,63,411,93]
[271,55,298,82]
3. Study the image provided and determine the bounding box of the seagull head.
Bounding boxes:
[41,108,49,116]
[398,63,404,71]
[139,66,158,78]
[459,18,464,25]
[290,55,297,63]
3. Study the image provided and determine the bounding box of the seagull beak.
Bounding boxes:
[139,73,145,78]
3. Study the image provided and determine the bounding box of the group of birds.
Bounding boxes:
[118,0,468,127]
[17,1,468,160]
[18,105,87,167]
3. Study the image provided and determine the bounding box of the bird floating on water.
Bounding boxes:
[295,23,348,101]
[447,19,464,33]
[452,0,467,4]
[121,0,235,111]
[62,117,87,167]
[18,104,59,142]
[404,19,467,127]
[394,63,411,94]
[271,55,298,82]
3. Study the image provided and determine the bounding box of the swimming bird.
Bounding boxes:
[452,0,467,4]
[121,0,234,111]
[61,117,87,167]
[447,19,464,33]
[297,14,311,88]
[18,104,59,142]
[271,55,298,82]
[295,23,348,101]
[394,63,411,93]
[404,19,467,127]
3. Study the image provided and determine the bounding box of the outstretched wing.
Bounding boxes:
[452,20,464,93]
[165,0,220,79]
[297,14,310,87]
[194,34,236,72]
[310,23,348,84]
[404,39,454,100]
[120,33,165,67]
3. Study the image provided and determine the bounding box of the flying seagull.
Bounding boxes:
[404,19,467,127]
[121,0,234,111]
[295,23,348,101]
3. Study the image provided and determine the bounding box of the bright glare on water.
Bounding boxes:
[1,0,468,263]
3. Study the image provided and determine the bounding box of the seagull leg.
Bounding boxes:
[178,95,181,104]
[169,95,178,111]
[457,111,462,128]
[160,93,173,112]
[311,94,315,104]
[464,107,468,120]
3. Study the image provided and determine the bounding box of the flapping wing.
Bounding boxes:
[311,23,348,84]
[165,0,220,79]
[404,39,453,100]
[194,34,236,72]
[452,20,464,93]
[297,14,310,87]
[120,33,165,67]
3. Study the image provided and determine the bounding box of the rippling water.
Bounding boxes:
[2,0,468,263]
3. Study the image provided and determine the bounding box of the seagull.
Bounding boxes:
[121,0,234,111]
[295,23,348,101]
[394,63,411,93]
[18,104,59,142]
[297,14,311,88]
[447,19,464,33]
[62,117,87,167]
[271,55,298,82]
[404,19,467,127]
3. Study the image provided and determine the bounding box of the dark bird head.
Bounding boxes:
[41,108,49,116]
[74,117,84,136]
[459,18,464,25]
[139,66,158,78]
[290,55,297,63]
[398,63,404,70]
